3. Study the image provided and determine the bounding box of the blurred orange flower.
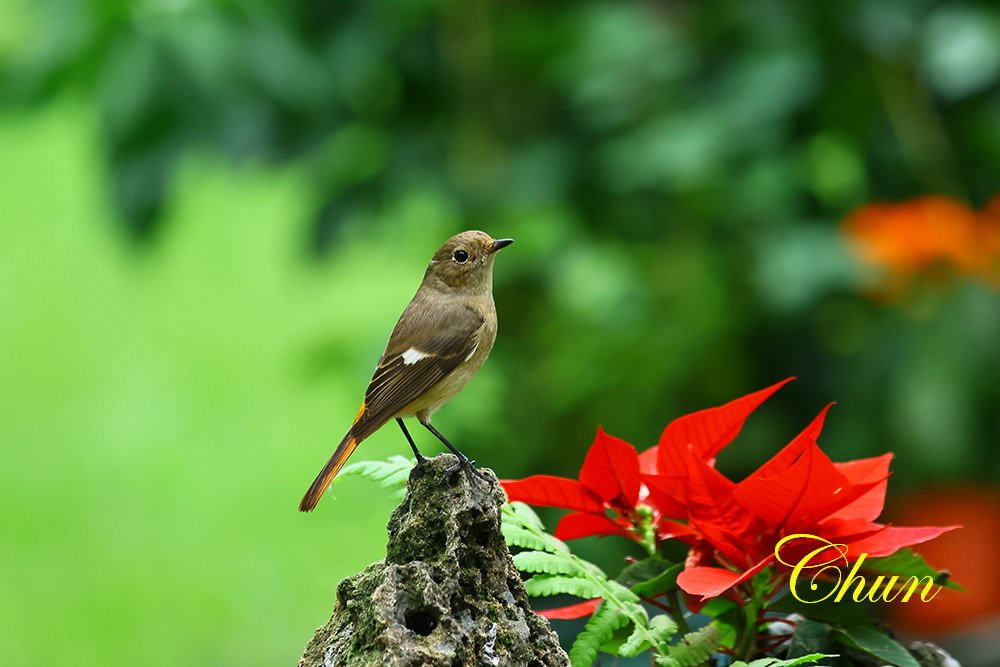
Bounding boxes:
[842,195,1000,290]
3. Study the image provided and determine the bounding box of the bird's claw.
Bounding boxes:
[447,454,490,483]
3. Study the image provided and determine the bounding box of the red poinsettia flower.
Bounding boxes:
[641,378,795,543]
[676,406,959,600]
[500,427,644,542]
[501,379,796,546]
[503,379,958,619]
[502,379,801,619]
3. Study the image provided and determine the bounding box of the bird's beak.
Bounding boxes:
[490,238,514,253]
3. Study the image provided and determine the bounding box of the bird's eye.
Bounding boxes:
[453,249,469,263]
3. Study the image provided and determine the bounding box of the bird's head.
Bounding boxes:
[424,230,513,293]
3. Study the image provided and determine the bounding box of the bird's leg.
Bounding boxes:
[419,420,490,481]
[396,419,427,464]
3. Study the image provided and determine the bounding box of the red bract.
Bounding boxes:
[642,378,795,544]
[500,427,642,542]
[501,379,796,545]
[655,378,795,476]
[502,379,957,608]
[676,410,959,600]
[537,598,601,620]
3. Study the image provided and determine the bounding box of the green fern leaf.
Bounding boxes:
[336,456,415,499]
[500,503,571,553]
[339,455,416,493]
[524,574,606,599]
[569,602,630,667]
[648,614,678,643]
[617,625,651,658]
[663,625,722,667]
[506,502,545,530]
[619,615,678,658]
[501,524,569,554]
[605,579,642,604]
[731,654,833,667]
[512,551,583,576]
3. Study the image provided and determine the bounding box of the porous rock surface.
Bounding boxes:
[298,455,570,667]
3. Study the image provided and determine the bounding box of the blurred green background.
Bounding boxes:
[2,1,999,665]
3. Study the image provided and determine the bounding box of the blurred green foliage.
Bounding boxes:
[2,0,999,665]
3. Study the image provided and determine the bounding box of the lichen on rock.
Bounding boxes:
[298,455,570,667]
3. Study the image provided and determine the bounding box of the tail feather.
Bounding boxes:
[299,433,360,512]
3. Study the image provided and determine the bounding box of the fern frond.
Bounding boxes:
[501,501,686,664]
[617,627,650,658]
[513,551,584,576]
[339,456,416,497]
[500,505,571,554]
[605,579,642,604]
[662,625,722,667]
[569,602,630,667]
[731,654,833,667]
[501,524,569,554]
[648,615,679,644]
[618,615,679,658]
[524,574,606,599]
[615,621,654,658]
[507,501,545,530]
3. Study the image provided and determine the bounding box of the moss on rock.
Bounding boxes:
[298,455,569,667]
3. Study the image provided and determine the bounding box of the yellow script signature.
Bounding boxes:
[774,533,942,604]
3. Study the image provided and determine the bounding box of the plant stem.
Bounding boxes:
[664,589,689,635]
[733,600,760,661]
[641,596,674,614]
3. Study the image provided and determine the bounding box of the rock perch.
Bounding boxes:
[298,455,570,667]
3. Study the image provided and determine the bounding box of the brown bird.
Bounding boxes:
[299,230,513,512]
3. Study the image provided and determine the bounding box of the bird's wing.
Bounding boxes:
[351,301,485,440]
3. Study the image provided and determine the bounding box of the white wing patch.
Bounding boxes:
[464,342,479,362]
[401,348,430,365]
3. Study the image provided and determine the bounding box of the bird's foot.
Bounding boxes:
[447,454,491,484]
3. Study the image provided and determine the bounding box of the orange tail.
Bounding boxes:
[299,433,360,512]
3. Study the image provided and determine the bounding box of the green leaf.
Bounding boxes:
[710,617,738,650]
[702,597,739,648]
[615,558,672,588]
[605,579,642,604]
[834,625,920,667]
[700,597,738,616]
[663,625,721,667]
[569,602,630,667]
[338,455,416,497]
[648,614,679,643]
[616,625,652,658]
[596,624,634,655]
[506,502,545,531]
[774,654,835,667]
[731,654,834,667]
[499,505,571,554]
[770,589,872,627]
[786,618,833,659]
[864,548,963,591]
[619,560,683,597]
[523,574,605,599]
[513,551,582,576]
[501,524,569,554]
[337,456,416,499]
[617,614,678,658]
